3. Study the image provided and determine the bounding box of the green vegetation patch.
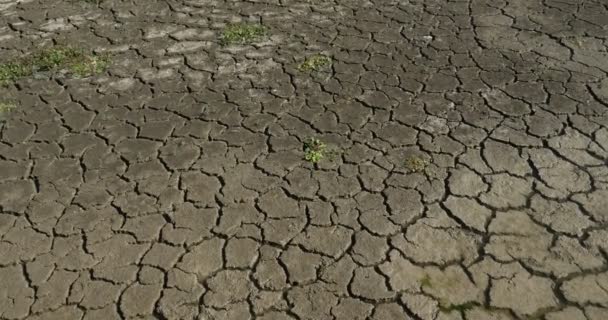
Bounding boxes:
[0,102,17,122]
[0,46,110,85]
[298,54,331,72]
[405,155,428,173]
[304,138,327,164]
[71,0,103,3]
[303,138,339,164]
[69,54,111,78]
[0,63,30,86]
[438,302,477,313]
[220,23,267,45]
[30,47,111,77]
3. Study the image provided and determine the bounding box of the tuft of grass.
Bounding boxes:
[298,54,331,72]
[0,102,17,122]
[219,23,267,45]
[0,46,110,85]
[405,156,428,173]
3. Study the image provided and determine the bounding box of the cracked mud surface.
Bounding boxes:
[1,0,608,319]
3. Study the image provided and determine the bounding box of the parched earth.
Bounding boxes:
[1,0,608,319]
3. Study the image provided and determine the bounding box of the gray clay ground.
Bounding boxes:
[1,0,608,319]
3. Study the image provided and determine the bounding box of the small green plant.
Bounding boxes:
[405,156,428,173]
[298,54,331,72]
[0,102,17,122]
[304,138,326,164]
[219,23,267,45]
[303,138,339,164]
[0,47,110,85]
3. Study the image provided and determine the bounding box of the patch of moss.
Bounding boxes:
[405,156,428,173]
[220,23,267,45]
[298,54,331,72]
[0,46,110,85]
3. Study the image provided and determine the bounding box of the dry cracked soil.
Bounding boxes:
[1,0,608,319]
